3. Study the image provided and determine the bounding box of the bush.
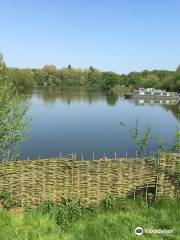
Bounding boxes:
[0,192,13,209]
[56,197,96,228]
[101,195,117,210]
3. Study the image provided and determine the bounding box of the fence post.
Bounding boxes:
[134,187,136,200]
[157,151,160,165]
[114,152,116,159]
[155,175,158,201]
[27,156,29,160]
[59,152,62,157]
[81,154,83,161]
[136,151,138,158]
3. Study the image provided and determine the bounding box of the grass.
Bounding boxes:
[0,198,179,240]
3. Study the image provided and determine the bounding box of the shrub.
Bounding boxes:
[0,192,13,209]
[101,195,117,210]
[56,197,95,228]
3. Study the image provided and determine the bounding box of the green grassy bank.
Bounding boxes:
[0,198,179,240]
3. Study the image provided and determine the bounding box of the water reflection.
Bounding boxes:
[27,86,180,121]
[32,86,120,106]
[125,98,180,120]
[19,86,180,160]
[162,104,180,120]
[31,87,180,117]
[128,99,179,106]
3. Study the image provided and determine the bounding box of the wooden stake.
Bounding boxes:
[155,175,158,201]
[134,187,136,200]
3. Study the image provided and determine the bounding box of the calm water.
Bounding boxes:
[20,86,180,160]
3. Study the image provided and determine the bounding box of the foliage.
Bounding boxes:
[56,196,96,228]
[130,119,152,156]
[127,120,180,156]
[0,75,30,162]
[172,126,180,152]
[155,136,166,153]
[0,199,179,239]
[5,68,35,90]
[0,52,6,70]
[1,51,180,91]
[42,200,55,214]
[101,72,119,89]
[166,171,180,189]
[0,192,13,209]
[101,195,117,210]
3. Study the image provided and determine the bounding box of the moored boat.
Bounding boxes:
[124,88,180,100]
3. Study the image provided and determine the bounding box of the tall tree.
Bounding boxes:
[0,74,30,162]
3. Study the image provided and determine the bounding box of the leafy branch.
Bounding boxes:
[130,118,152,157]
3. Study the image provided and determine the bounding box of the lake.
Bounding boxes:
[20,86,180,160]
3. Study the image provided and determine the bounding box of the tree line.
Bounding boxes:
[0,53,180,92]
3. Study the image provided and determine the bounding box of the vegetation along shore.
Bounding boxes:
[0,198,180,240]
[0,52,180,92]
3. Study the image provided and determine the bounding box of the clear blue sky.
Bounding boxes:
[1,0,180,73]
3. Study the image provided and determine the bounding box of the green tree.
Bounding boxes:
[0,52,6,70]
[101,72,119,89]
[6,68,35,90]
[176,65,180,72]
[87,69,102,85]
[0,75,30,162]
[41,65,57,85]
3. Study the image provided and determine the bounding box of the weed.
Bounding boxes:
[42,200,55,214]
[0,192,13,209]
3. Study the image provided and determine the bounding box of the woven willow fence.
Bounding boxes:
[0,154,179,208]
